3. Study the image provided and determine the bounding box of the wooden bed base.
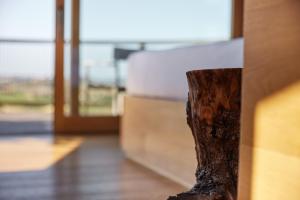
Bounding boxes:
[121,95,196,188]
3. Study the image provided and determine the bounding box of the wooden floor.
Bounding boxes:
[0,134,186,200]
[0,113,52,135]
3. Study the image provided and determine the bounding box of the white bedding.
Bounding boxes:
[127,38,244,100]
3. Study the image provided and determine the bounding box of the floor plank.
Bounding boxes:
[0,134,186,200]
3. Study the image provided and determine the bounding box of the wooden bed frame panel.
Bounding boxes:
[121,95,196,187]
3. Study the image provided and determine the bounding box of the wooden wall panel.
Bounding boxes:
[232,0,244,38]
[238,0,300,199]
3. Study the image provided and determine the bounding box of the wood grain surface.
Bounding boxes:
[238,0,300,199]
[121,96,197,188]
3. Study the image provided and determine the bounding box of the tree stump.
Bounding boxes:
[168,69,241,200]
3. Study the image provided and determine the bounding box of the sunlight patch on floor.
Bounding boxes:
[0,136,82,172]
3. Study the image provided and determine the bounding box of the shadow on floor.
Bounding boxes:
[0,113,52,136]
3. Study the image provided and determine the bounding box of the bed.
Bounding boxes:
[121,38,244,187]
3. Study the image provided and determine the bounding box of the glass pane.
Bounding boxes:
[63,0,72,116]
[80,0,232,41]
[64,42,72,116]
[0,43,54,78]
[0,0,55,134]
[0,0,55,40]
[78,43,139,116]
[0,43,54,117]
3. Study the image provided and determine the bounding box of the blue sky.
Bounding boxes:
[0,0,232,79]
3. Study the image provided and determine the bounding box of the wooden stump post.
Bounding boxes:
[168,69,242,200]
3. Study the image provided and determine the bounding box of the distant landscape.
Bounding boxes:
[0,76,52,109]
[0,76,113,115]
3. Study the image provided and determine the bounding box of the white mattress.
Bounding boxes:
[127,38,244,100]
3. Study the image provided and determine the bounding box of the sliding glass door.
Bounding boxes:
[54,0,119,133]
[54,0,235,133]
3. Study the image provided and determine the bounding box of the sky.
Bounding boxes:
[0,0,232,79]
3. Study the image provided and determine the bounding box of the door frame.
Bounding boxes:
[54,0,119,133]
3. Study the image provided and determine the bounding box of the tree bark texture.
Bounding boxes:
[168,69,242,200]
